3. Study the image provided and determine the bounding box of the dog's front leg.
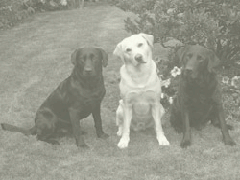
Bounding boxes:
[69,108,88,148]
[118,103,132,149]
[152,103,169,146]
[181,110,191,148]
[217,105,236,146]
[116,100,124,136]
[92,102,109,139]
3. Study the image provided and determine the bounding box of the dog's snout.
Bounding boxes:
[185,69,192,74]
[84,67,92,73]
[183,69,193,76]
[134,54,143,62]
[84,60,93,74]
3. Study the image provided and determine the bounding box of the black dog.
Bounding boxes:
[170,45,236,148]
[1,48,109,148]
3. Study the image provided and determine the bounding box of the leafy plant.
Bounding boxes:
[116,0,240,70]
[0,0,73,29]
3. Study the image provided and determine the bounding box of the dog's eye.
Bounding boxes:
[138,43,143,47]
[82,56,86,62]
[197,56,204,62]
[126,48,132,52]
[186,54,192,59]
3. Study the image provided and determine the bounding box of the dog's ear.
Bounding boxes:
[71,48,80,65]
[176,45,189,65]
[113,42,123,61]
[207,50,220,73]
[140,33,154,48]
[97,48,108,67]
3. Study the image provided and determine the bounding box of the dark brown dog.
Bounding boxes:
[170,45,236,148]
[1,48,109,148]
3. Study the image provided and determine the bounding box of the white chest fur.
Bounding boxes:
[119,60,161,120]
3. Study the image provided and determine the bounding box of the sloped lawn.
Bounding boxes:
[0,4,240,180]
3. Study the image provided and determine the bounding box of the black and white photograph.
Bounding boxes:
[0,0,240,179]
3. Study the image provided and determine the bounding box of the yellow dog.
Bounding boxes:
[113,33,169,148]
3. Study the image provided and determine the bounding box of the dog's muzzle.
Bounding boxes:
[183,69,193,76]
[83,67,95,76]
[183,69,199,79]
[134,54,146,63]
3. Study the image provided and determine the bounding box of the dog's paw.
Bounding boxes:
[81,130,87,135]
[223,137,236,146]
[48,139,60,145]
[117,127,123,136]
[180,138,191,148]
[117,137,130,149]
[117,131,122,136]
[157,135,170,146]
[227,124,234,131]
[38,137,60,145]
[98,132,109,139]
[78,144,90,149]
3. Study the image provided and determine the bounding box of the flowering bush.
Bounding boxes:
[160,67,240,122]
[222,76,240,120]
[160,65,181,109]
[0,0,78,29]
[115,0,240,69]
[0,0,34,29]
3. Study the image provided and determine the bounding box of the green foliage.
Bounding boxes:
[222,76,240,119]
[116,0,240,69]
[0,0,30,28]
[0,0,71,29]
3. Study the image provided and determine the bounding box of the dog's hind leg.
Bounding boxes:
[212,120,234,130]
[36,132,60,145]
[1,123,36,136]
[215,105,236,145]
[210,106,234,130]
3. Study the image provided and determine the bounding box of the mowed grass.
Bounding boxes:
[0,4,240,180]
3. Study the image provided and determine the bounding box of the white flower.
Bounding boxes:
[231,76,240,89]
[169,97,173,104]
[160,93,164,99]
[162,78,171,88]
[170,66,181,77]
[222,76,229,84]
[177,13,184,18]
[60,0,67,6]
[167,8,176,16]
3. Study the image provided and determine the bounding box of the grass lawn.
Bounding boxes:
[0,4,240,180]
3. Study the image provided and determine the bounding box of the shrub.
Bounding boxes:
[0,0,33,29]
[0,0,75,29]
[116,0,240,70]
[222,76,240,119]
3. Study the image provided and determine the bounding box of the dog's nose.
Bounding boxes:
[184,69,193,76]
[84,67,92,73]
[135,54,143,62]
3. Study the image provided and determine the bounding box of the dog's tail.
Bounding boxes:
[1,123,37,136]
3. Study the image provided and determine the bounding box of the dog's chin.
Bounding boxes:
[184,74,200,83]
[132,60,147,66]
[183,71,198,80]
[82,72,96,77]
[190,73,199,79]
